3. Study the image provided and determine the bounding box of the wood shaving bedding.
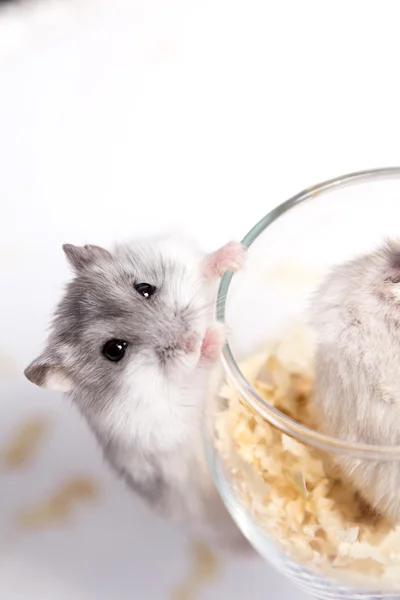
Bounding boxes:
[215,324,400,590]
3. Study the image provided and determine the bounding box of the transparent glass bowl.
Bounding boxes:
[205,168,400,600]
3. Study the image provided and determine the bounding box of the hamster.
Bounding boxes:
[310,240,400,522]
[24,234,247,548]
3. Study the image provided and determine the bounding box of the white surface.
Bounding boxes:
[0,0,400,598]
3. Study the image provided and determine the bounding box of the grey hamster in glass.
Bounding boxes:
[24,234,247,548]
[311,240,400,522]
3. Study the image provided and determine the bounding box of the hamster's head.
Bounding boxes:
[24,237,214,416]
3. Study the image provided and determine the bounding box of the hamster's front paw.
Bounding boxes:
[203,241,246,279]
[200,324,226,362]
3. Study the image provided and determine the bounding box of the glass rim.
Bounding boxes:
[217,166,400,460]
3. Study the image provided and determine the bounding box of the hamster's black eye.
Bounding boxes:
[134,283,156,298]
[385,275,400,284]
[102,339,128,362]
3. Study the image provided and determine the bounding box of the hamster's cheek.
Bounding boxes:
[121,353,164,395]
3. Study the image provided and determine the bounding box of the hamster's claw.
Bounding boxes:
[200,324,226,362]
[203,241,246,279]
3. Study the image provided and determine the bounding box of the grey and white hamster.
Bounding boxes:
[311,240,400,522]
[24,234,247,548]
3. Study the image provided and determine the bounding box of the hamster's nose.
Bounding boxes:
[178,331,201,354]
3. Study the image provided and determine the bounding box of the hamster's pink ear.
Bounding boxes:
[386,239,400,269]
[24,356,73,393]
[62,244,111,272]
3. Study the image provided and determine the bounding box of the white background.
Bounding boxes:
[0,0,400,598]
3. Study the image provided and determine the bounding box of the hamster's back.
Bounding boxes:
[311,247,400,520]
